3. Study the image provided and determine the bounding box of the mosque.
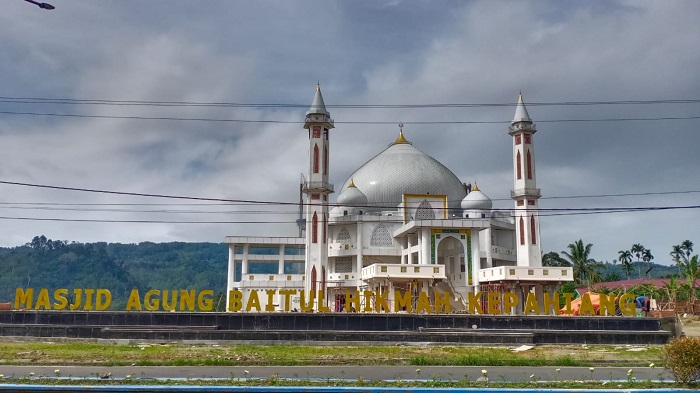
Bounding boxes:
[225,86,573,314]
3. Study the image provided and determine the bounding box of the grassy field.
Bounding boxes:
[0,340,664,367]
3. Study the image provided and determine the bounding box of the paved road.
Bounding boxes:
[0,365,674,383]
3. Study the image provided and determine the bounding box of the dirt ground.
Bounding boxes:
[679,315,700,337]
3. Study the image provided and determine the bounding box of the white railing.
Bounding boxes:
[361,263,445,281]
[479,266,573,282]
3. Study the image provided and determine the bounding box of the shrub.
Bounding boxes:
[663,337,700,382]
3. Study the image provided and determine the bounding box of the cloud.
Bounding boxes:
[0,1,697,266]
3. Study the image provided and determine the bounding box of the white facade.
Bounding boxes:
[225,88,572,313]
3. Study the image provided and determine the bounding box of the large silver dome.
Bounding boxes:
[337,132,467,211]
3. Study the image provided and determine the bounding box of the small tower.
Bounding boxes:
[509,93,542,267]
[303,84,335,300]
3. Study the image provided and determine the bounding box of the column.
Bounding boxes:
[421,229,430,265]
[278,244,285,274]
[471,230,480,293]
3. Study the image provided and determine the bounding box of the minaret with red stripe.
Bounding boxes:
[303,84,334,298]
[510,93,542,267]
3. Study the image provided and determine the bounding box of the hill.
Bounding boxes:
[0,236,227,309]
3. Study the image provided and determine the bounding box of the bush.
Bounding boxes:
[664,337,700,382]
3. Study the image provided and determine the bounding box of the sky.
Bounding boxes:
[0,0,699,265]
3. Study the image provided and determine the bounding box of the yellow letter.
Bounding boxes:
[198,290,214,311]
[300,290,314,312]
[394,290,412,313]
[620,293,636,316]
[180,290,196,311]
[503,292,518,315]
[125,289,142,311]
[579,293,595,315]
[562,293,575,315]
[317,291,330,312]
[363,291,374,312]
[162,290,178,311]
[279,289,296,311]
[467,292,482,314]
[345,290,360,312]
[53,289,68,310]
[434,292,450,314]
[246,290,262,312]
[35,288,51,310]
[69,289,83,310]
[95,289,111,311]
[487,292,501,315]
[415,291,432,314]
[374,290,389,313]
[264,290,276,312]
[543,292,559,315]
[227,290,243,312]
[14,288,33,309]
[83,288,95,311]
[144,290,161,311]
[599,293,615,316]
[524,292,541,315]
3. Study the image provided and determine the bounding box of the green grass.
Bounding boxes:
[0,340,664,367]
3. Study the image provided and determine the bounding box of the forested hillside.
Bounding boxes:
[0,236,227,308]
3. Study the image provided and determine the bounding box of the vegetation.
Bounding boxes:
[0,235,227,309]
[561,240,601,285]
[0,341,664,367]
[664,337,700,382]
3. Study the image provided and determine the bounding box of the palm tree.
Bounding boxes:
[671,241,694,276]
[562,240,601,285]
[542,251,571,267]
[618,250,633,279]
[642,248,654,278]
[631,243,645,278]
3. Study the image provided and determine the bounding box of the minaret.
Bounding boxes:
[509,93,542,267]
[303,84,335,301]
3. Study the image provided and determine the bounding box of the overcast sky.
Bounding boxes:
[0,1,698,265]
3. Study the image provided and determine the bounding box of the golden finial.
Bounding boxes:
[473,181,480,192]
[391,123,411,145]
[316,83,321,92]
[348,178,356,188]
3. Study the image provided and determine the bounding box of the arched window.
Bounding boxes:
[312,212,318,243]
[519,216,525,245]
[313,144,319,174]
[530,215,537,245]
[527,149,532,180]
[323,146,328,175]
[516,150,522,180]
[370,224,394,247]
[336,227,351,244]
[415,199,436,220]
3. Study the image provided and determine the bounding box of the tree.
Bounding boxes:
[542,251,570,267]
[671,240,694,276]
[642,248,654,277]
[618,250,633,279]
[681,255,700,304]
[562,240,601,285]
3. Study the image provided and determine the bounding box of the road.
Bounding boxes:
[0,365,673,383]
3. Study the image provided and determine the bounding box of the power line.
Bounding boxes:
[2,96,700,108]
[0,180,699,224]
[2,110,700,124]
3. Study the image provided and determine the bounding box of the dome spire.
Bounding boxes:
[307,83,330,116]
[472,181,479,192]
[348,178,357,188]
[512,92,532,124]
[391,123,412,145]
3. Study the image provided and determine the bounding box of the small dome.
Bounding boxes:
[461,185,492,211]
[333,179,367,216]
[336,179,368,207]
